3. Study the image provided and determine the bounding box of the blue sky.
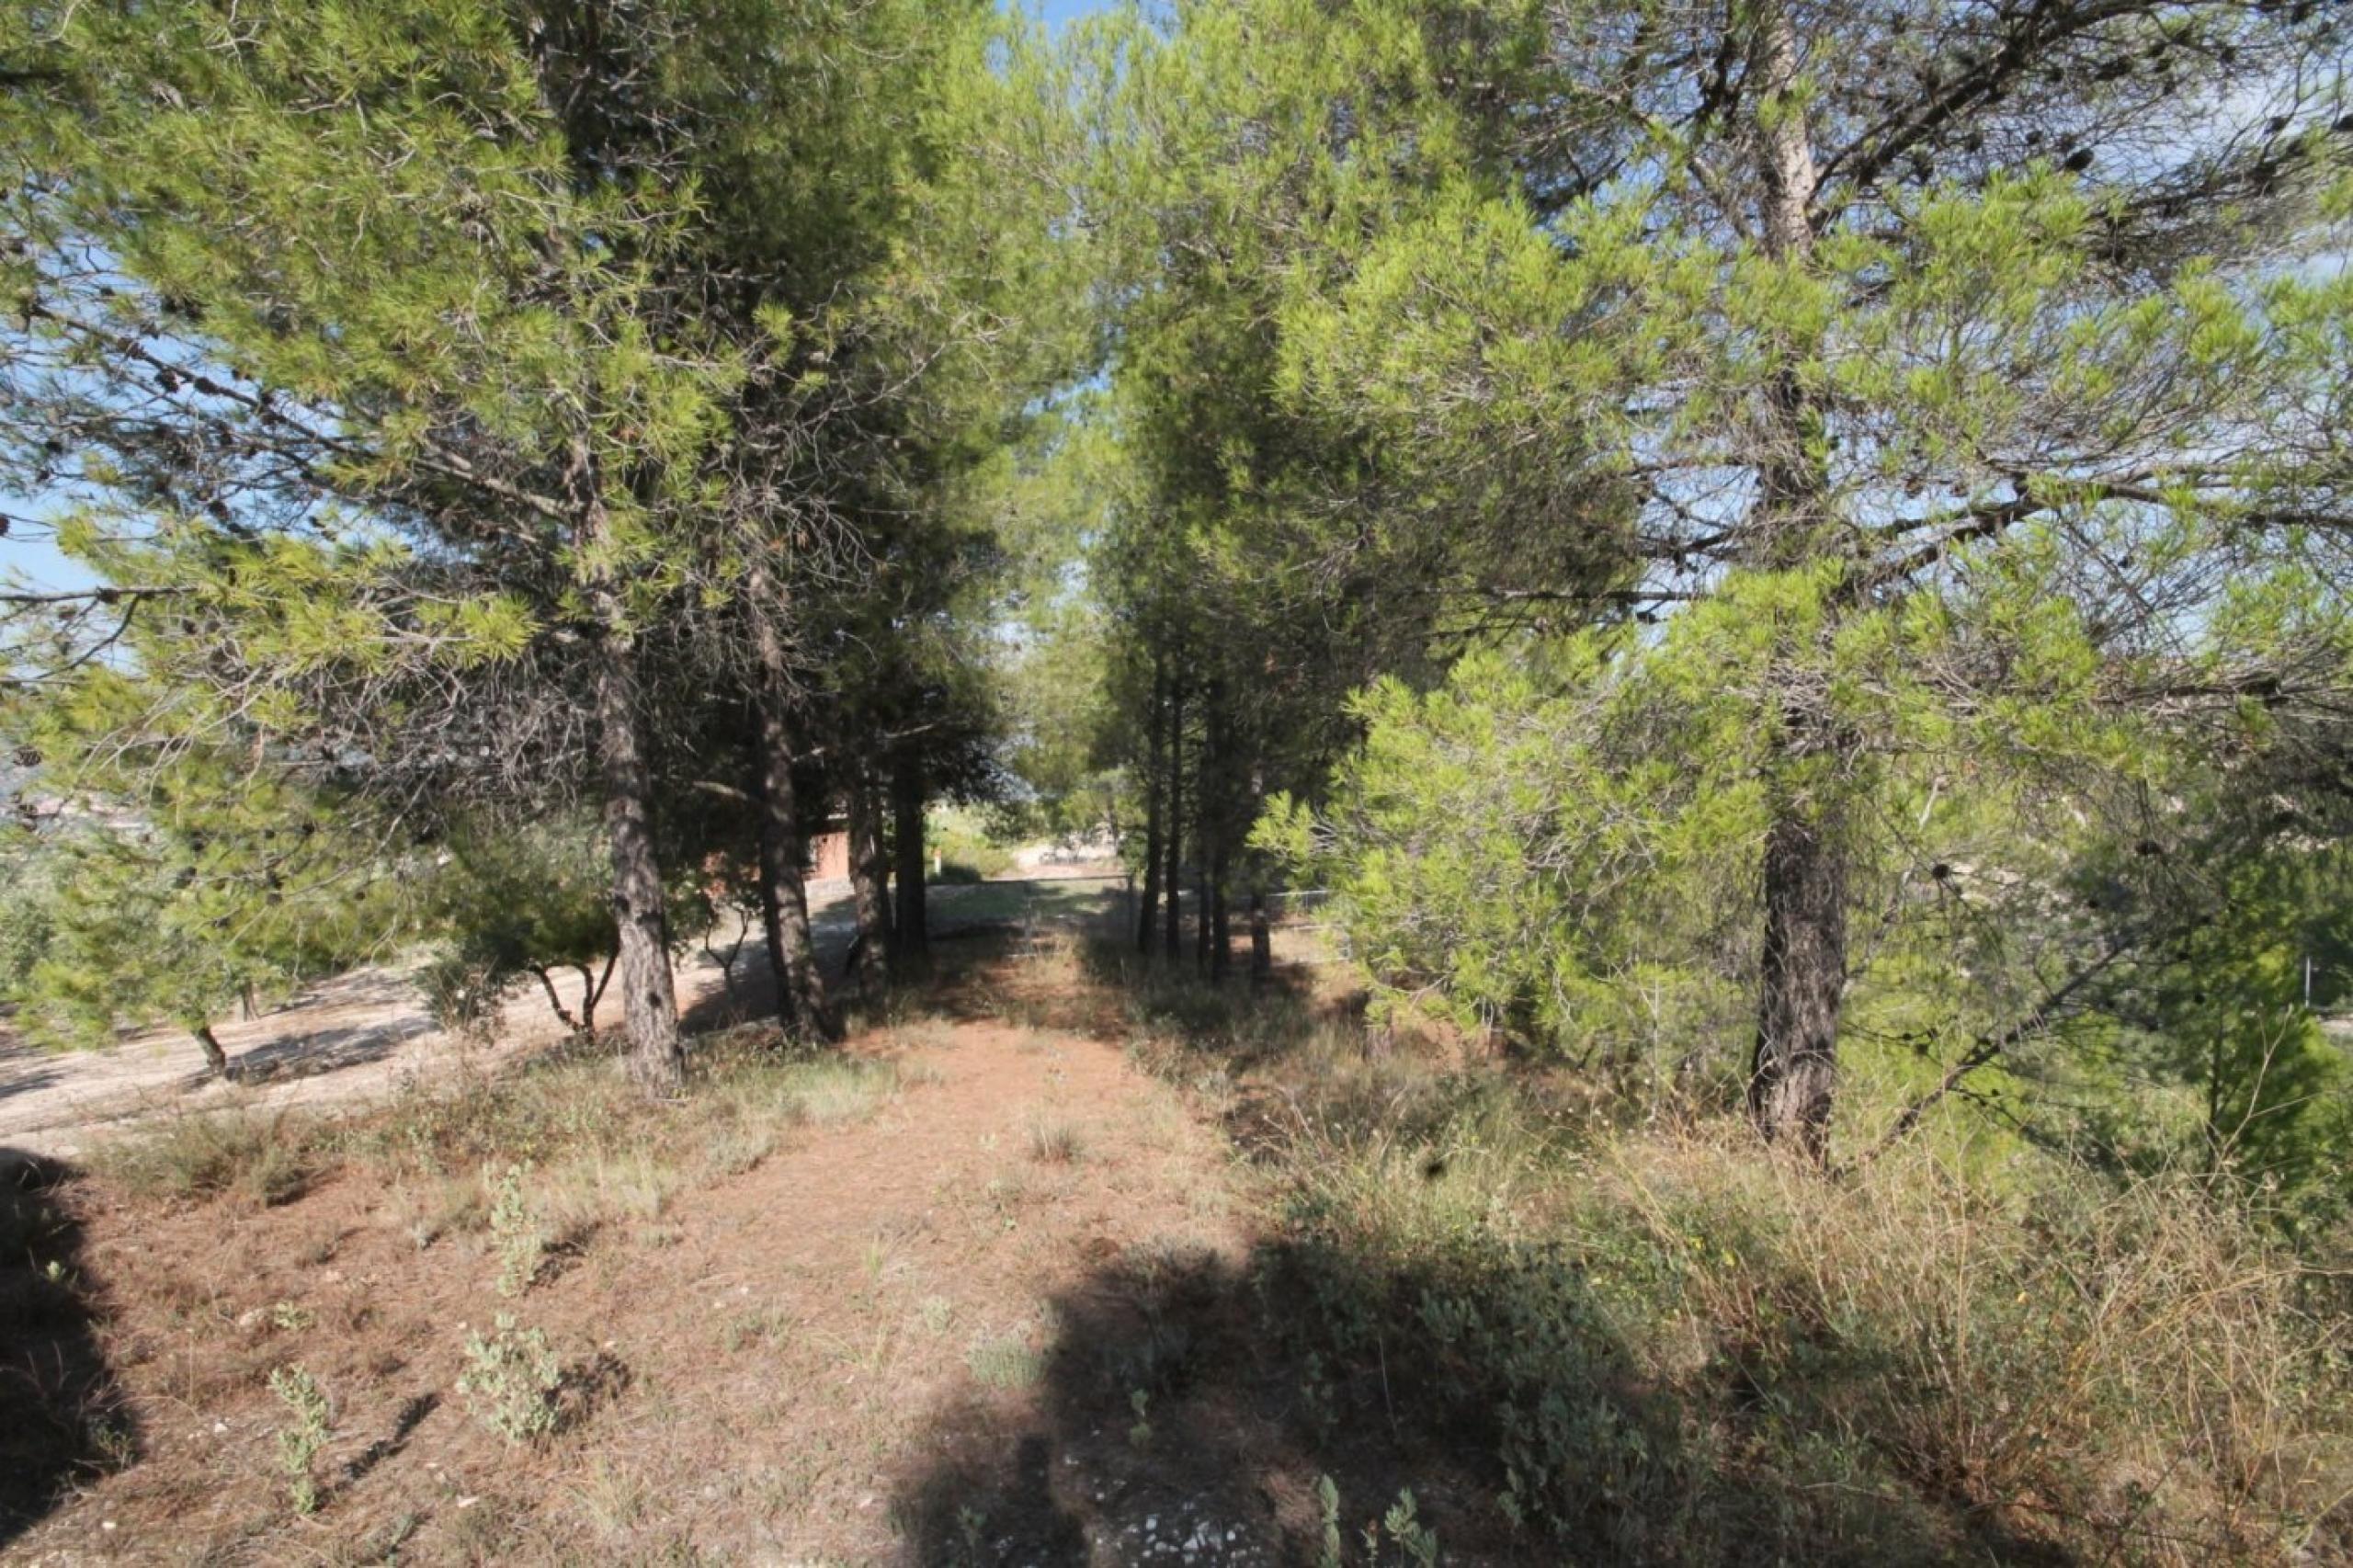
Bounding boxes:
[0,0,1116,597]
[1029,0,1110,31]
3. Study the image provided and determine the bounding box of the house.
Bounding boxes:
[804,815,850,882]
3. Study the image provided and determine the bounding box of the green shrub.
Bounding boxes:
[267,1365,333,1515]
[459,1313,562,1444]
[929,807,1017,883]
[484,1162,543,1298]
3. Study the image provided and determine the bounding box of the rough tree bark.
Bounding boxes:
[592,628,684,1096]
[191,1023,229,1079]
[1210,855,1231,982]
[1202,696,1227,979]
[1162,682,1185,961]
[745,574,831,1040]
[1749,803,1847,1156]
[1137,659,1166,953]
[847,765,892,991]
[1743,6,1849,1162]
[1195,854,1212,973]
[754,723,831,1040]
[1247,759,1271,986]
[532,967,582,1033]
[568,419,685,1096]
[892,759,927,960]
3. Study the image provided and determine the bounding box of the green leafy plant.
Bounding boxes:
[1372,1489,1438,1567]
[1316,1474,1344,1568]
[1126,1387,1153,1449]
[458,1314,561,1444]
[267,1364,333,1515]
[484,1162,543,1298]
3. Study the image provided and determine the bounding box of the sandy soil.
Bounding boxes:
[0,946,1311,1565]
[0,869,1130,1163]
[0,913,776,1165]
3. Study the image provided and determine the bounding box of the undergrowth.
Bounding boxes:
[1074,934,2353,1565]
[83,1023,904,1238]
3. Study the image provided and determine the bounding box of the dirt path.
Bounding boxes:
[1,983,1305,1564]
[0,871,1130,1162]
[0,926,766,1163]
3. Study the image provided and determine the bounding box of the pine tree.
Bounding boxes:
[1125,0,2353,1157]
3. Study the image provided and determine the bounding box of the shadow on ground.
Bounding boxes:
[219,1016,437,1087]
[0,1150,133,1550]
[892,935,2072,1567]
[0,1051,66,1106]
[889,1226,2072,1567]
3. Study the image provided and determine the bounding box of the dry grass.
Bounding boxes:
[1261,1074,2353,1563]
[1023,1114,1084,1164]
[1051,928,2353,1565]
[85,1102,316,1208]
[19,928,2349,1566]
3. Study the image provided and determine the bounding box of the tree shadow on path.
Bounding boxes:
[0,1149,135,1550]
[890,1222,2075,1566]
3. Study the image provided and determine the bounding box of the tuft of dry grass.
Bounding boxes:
[1024,1115,1084,1165]
[965,1327,1044,1391]
[1271,1089,2353,1564]
[86,1105,316,1208]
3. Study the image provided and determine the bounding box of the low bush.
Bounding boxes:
[267,1365,332,1515]
[458,1313,561,1444]
[87,1106,315,1207]
[1267,1089,2352,1564]
[929,808,1017,883]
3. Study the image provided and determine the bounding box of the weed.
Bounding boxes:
[722,1306,794,1354]
[795,1059,900,1125]
[1025,1116,1083,1164]
[267,1364,333,1515]
[483,1163,542,1298]
[87,1415,136,1473]
[1127,1387,1152,1449]
[1316,1474,1343,1568]
[1314,1476,1440,1568]
[388,1174,478,1250]
[542,1145,678,1235]
[916,1295,954,1335]
[965,1329,1043,1391]
[90,1107,312,1206]
[1372,1489,1439,1567]
[700,1124,775,1177]
[457,1314,561,1444]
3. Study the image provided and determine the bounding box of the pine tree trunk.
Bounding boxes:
[743,566,830,1039]
[191,1024,229,1079]
[1749,801,1847,1159]
[1247,760,1271,987]
[532,967,582,1033]
[1195,856,1212,973]
[1210,852,1231,983]
[594,631,685,1096]
[1195,696,1218,976]
[568,420,684,1097]
[1163,683,1184,961]
[892,761,927,960]
[1249,890,1270,986]
[1744,7,1850,1159]
[753,697,830,1040]
[847,767,892,991]
[1137,661,1165,953]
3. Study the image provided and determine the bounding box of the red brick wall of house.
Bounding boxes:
[806,828,850,881]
